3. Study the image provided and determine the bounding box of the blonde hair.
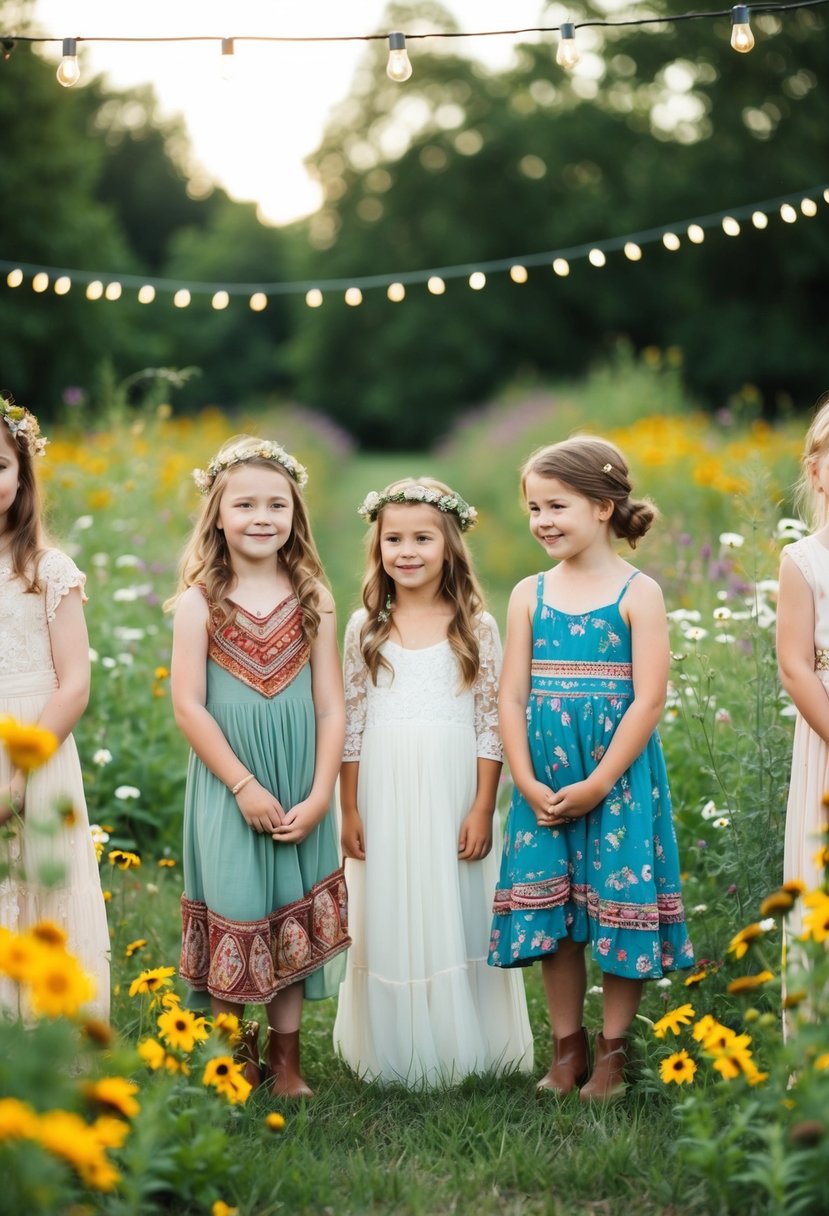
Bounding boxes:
[0,407,48,593]
[522,435,656,549]
[166,434,326,638]
[359,476,485,688]
[793,391,829,531]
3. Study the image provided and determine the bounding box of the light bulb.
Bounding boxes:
[221,38,234,80]
[556,23,580,70]
[56,38,80,87]
[730,6,755,53]
[386,32,412,83]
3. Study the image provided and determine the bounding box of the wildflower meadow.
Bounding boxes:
[2,354,828,1216]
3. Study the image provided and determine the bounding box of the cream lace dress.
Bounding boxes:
[0,550,110,1019]
[782,536,829,934]
[333,610,533,1087]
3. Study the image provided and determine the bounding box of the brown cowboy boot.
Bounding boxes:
[579,1032,627,1101]
[267,1027,314,1099]
[234,1019,262,1089]
[536,1027,590,1096]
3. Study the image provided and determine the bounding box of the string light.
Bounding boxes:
[56,37,80,87]
[32,273,49,293]
[386,32,412,83]
[556,22,580,70]
[730,5,756,52]
[2,185,826,308]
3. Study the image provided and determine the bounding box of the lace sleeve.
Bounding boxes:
[473,613,503,761]
[40,549,87,622]
[343,610,369,761]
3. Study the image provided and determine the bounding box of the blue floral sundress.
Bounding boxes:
[488,572,694,980]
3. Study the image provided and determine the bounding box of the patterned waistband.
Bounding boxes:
[817,649,829,672]
[531,660,632,679]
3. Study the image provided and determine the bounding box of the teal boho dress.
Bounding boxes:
[180,593,349,1010]
[488,572,693,979]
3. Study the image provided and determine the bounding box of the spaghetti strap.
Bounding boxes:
[536,572,546,605]
[615,570,640,605]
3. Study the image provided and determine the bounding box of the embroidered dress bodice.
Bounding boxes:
[342,609,502,761]
[0,550,86,691]
[207,593,310,699]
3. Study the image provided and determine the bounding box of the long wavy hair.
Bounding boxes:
[0,414,47,593]
[165,435,326,638]
[793,390,829,531]
[522,435,657,549]
[359,477,485,687]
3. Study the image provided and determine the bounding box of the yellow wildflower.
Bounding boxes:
[158,858,177,867]
[84,1077,140,1119]
[138,1038,166,1070]
[0,716,59,771]
[92,1115,131,1149]
[202,1056,252,1105]
[726,970,775,995]
[129,965,175,997]
[125,939,147,958]
[27,951,95,1018]
[265,1111,287,1131]
[814,1053,829,1070]
[212,1012,241,1042]
[801,890,829,944]
[108,849,141,871]
[212,1203,239,1216]
[652,1003,695,1039]
[154,667,170,680]
[29,921,68,950]
[0,1096,39,1140]
[759,890,794,917]
[36,1109,121,1191]
[659,1050,697,1085]
[727,923,764,959]
[157,1006,210,1054]
[0,926,44,982]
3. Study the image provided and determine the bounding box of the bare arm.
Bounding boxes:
[550,576,669,821]
[777,553,829,745]
[273,587,345,843]
[339,760,365,859]
[458,757,501,860]
[2,586,90,818]
[171,587,284,833]
[499,578,557,823]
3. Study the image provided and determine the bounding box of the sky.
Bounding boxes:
[32,1,557,227]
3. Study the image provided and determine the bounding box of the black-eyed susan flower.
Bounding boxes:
[128,965,175,998]
[28,921,68,950]
[801,891,829,943]
[91,1115,130,1150]
[108,849,141,871]
[781,879,807,897]
[726,970,774,995]
[28,951,95,1018]
[759,890,794,918]
[35,1109,121,1192]
[125,939,146,958]
[84,1077,140,1119]
[691,1015,728,1045]
[212,1012,241,1042]
[727,923,764,959]
[0,927,43,982]
[684,969,707,988]
[265,1112,286,1132]
[157,1006,209,1054]
[137,1038,166,1070]
[659,1049,697,1085]
[652,1003,695,1038]
[783,988,808,1010]
[82,1017,114,1047]
[202,1056,252,1105]
[0,1096,39,1140]
[0,716,59,771]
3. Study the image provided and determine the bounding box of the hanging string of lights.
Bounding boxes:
[0,0,826,87]
[2,185,826,312]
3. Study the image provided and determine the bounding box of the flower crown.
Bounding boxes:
[358,485,478,532]
[0,392,48,457]
[193,440,308,495]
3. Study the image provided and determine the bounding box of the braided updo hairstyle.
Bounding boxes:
[521,435,657,549]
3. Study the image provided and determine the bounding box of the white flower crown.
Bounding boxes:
[357,485,478,532]
[193,440,308,495]
[0,393,48,457]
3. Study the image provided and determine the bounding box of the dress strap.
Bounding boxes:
[615,570,640,605]
[536,572,546,605]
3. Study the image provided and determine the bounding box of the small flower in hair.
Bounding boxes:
[0,391,48,457]
[602,463,613,474]
[377,594,393,624]
[192,440,308,495]
[357,485,478,531]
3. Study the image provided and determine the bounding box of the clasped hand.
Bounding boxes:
[523,777,602,829]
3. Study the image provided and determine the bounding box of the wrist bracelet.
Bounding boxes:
[231,773,254,796]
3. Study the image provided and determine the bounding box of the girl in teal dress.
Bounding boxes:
[488,436,693,1101]
[169,435,349,1099]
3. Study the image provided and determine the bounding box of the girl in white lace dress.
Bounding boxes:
[333,477,533,1086]
[777,391,829,939]
[0,393,110,1019]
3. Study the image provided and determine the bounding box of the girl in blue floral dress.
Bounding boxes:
[488,436,693,1100]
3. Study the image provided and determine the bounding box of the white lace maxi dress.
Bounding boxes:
[0,549,110,1019]
[333,610,533,1086]
[782,536,829,936]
